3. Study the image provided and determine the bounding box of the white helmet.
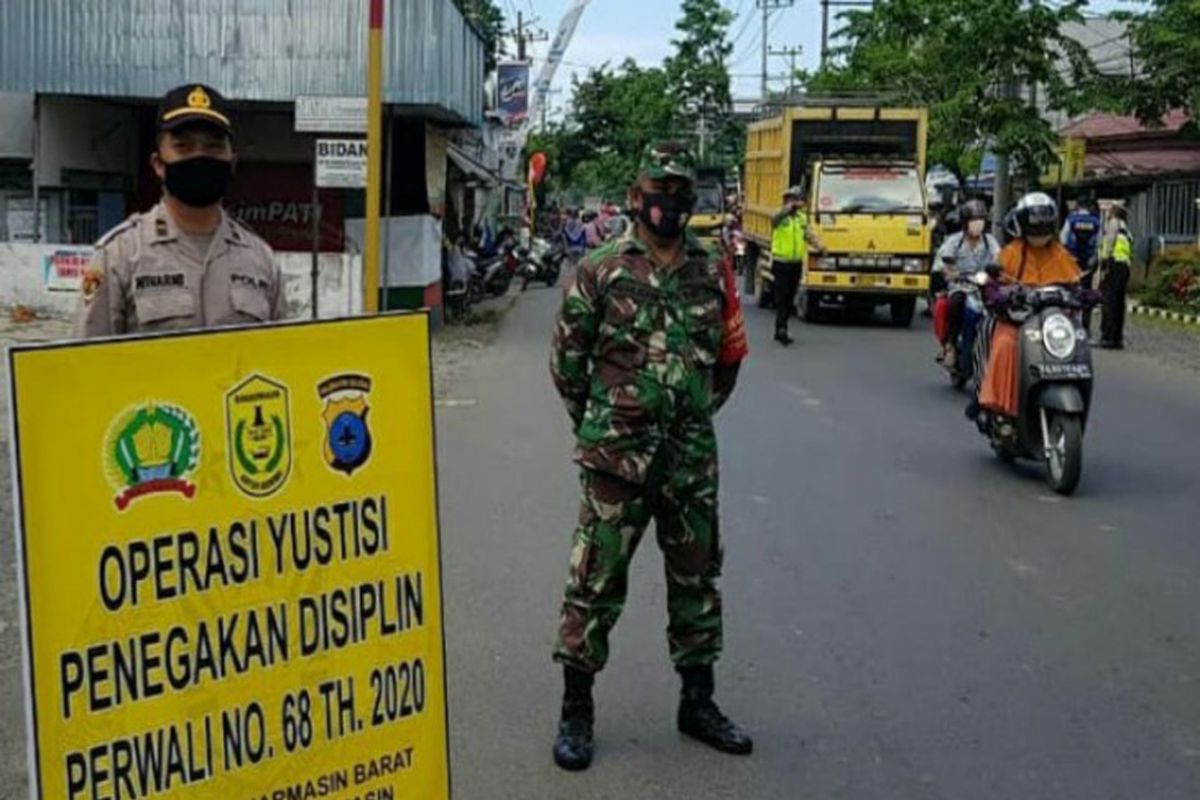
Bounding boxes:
[1006,192,1059,239]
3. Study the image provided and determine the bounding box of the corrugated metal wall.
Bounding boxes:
[0,0,483,125]
[1127,179,1200,262]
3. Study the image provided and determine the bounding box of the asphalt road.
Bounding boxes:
[437,282,1200,799]
[0,294,1196,800]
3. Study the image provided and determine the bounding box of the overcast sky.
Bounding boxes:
[510,0,1138,117]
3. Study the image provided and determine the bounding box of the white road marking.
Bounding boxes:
[436,399,478,408]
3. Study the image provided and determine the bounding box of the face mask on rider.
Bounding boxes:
[966,219,986,238]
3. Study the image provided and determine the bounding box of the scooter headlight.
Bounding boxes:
[1042,314,1077,360]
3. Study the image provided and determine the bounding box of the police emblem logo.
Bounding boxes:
[187,86,211,110]
[104,402,200,511]
[226,374,292,498]
[318,373,373,476]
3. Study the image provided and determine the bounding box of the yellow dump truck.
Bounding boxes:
[743,101,932,326]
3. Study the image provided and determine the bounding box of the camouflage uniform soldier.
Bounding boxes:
[549,142,752,771]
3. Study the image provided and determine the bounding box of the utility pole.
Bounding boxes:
[821,1,873,68]
[756,1,795,102]
[992,77,1018,239]
[769,45,803,97]
[511,11,548,61]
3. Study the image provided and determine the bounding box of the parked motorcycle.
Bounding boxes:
[467,243,517,300]
[519,238,564,291]
[973,283,1095,495]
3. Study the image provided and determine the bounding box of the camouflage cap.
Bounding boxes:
[637,141,697,183]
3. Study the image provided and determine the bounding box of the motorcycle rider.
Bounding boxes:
[973,193,1082,420]
[934,199,999,367]
[1060,194,1102,332]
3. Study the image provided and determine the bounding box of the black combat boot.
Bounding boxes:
[677,665,753,755]
[553,667,595,771]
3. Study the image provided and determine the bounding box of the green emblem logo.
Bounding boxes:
[226,374,292,498]
[105,403,200,511]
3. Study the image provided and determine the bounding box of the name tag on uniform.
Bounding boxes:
[231,273,269,290]
[134,273,186,291]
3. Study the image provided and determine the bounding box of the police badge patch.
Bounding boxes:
[318,373,373,476]
[225,374,292,498]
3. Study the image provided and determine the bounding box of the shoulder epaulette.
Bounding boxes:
[94,214,141,248]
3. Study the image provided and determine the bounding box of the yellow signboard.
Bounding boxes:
[8,314,449,800]
[1042,137,1087,186]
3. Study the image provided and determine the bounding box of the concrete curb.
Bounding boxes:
[1127,302,1200,327]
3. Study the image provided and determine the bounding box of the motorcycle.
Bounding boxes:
[467,242,518,300]
[933,260,987,390]
[973,283,1095,496]
[519,238,564,291]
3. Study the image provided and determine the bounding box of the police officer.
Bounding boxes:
[549,141,751,771]
[770,186,820,345]
[1098,203,1134,349]
[1060,195,1102,333]
[77,83,285,338]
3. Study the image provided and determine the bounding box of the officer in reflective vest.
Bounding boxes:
[770,186,820,345]
[1098,203,1134,349]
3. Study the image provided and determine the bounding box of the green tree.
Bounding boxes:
[666,0,738,165]
[457,0,507,74]
[810,0,1097,184]
[1119,0,1200,126]
[528,60,678,201]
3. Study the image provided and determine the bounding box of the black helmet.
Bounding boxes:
[961,199,988,221]
[1010,192,1059,238]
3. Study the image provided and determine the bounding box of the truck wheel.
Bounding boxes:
[798,289,824,322]
[889,298,917,327]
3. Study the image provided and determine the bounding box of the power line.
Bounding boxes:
[756,1,795,100]
[769,44,803,94]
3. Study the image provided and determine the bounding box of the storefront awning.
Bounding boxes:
[447,145,497,186]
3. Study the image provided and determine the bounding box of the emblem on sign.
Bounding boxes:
[104,403,200,510]
[318,373,373,475]
[226,374,292,498]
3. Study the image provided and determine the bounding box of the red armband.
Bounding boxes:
[717,254,749,366]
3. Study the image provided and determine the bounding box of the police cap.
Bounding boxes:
[157,84,233,136]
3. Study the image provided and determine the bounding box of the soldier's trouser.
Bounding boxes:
[554,465,723,674]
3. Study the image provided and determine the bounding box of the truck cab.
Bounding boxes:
[687,171,727,250]
[742,101,933,326]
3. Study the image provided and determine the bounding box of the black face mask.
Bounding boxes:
[162,156,233,208]
[638,192,693,240]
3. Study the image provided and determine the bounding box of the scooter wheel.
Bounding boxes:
[1045,412,1083,496]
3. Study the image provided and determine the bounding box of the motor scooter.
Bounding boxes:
[973,283,1096,495]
